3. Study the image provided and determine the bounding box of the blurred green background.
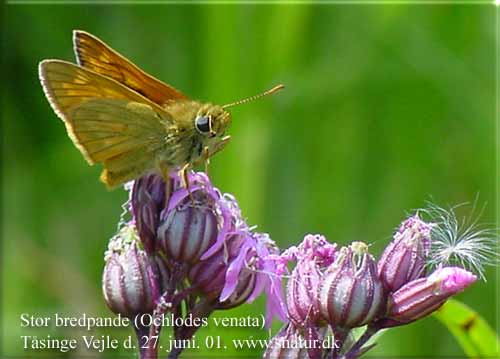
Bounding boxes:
[2,3,498,358]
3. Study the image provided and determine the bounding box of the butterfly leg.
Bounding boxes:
[203,146,210,174]
[159,162,171,208]
[179,163,195,204]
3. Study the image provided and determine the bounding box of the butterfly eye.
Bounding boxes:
[195,115,212,135]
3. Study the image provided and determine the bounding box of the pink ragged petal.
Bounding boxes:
[220,243,252,301]
[166,185,202,212]
[266,276,287,324]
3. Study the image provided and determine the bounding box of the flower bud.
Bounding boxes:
[131,174,167,253]
[189,235,256,308]
[250,233,288,324]
[317,242,385,329]
[102,224,170,317]
[215,271,257,310]
[287,260,321,327]
[157,195,218,264]
[192,228,286,324]
[378,266,477,328]
[156,172,242,265]
[286,235,336,327]
[378,214,433,292]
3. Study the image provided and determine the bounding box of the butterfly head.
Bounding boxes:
[194,104,232,139]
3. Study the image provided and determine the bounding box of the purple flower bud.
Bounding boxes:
[378,266,477,328]
[158,199,218,264]
[227,232,286,326]
[215,271,257,310]
[155,172,244,265]
[191,228,286,324]
[287,260,322,327]
[378,214,433,292]
[131,174,167,253]
[317,242,385,329]
[102,224,170,318]
[189,235,256,307]
[286,235,337,327]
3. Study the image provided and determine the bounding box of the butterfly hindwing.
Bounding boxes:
[39,60,171,188]
[72,100,166,188]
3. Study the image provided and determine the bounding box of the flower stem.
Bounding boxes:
[331,328,349,359]
[166,299,214,359]
[134,322,154,359]
[341,326,380,359]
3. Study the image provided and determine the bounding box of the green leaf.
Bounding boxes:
[433,299,499,357]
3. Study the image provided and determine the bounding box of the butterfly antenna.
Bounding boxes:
[222,84,285,109]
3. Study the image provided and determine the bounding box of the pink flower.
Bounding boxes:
[378,266,477,328]
[378,214,433,292]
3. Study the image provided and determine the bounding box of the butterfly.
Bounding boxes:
[39,30,284,190]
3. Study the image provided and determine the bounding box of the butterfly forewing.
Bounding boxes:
[73,30,188,105]
[39,60,171,188]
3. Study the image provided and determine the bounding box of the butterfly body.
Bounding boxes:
[157,101,231,168]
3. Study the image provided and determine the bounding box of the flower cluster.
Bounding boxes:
[102,172,285,359]
[265,213,484,359]
[101,171,494,359]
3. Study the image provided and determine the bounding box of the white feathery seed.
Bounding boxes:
[420,202,498,281]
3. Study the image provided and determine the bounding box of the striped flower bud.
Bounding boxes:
[191,228,286,324]
[158,197,218,264]
[189,235,256,308]
[156,172,226,264]
[131,175,167,253]
[286,234,337,327]
[222,232,287,324]
[102,223,170,317]
[214,268,257,310]
[378,214,433,292]
[378,266,477,328]
[317,242,385,329]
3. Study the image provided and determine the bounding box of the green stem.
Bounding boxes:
[331,328,349,359]
[166,299,214,359]
[342,326,380,359]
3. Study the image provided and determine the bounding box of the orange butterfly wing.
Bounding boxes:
[73,30,188,106]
